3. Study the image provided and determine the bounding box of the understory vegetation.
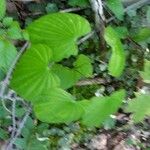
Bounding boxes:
[0,0,150,149]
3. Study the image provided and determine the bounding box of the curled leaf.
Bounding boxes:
[104,26,126,77]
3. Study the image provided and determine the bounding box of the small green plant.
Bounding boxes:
[0,0,149,130]
[0,0,150,149]
[9,12,126,126]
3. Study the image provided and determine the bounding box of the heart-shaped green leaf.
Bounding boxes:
[27,13,91,61]
[34,88,84,123]
[104,26,126,77]
[10,44,60,101]
[81,90,125,127]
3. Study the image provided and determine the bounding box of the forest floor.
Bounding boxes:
[0,0,150,149]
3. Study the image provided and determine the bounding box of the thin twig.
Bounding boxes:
[125,0,150,11]
[6,107,31,150]
[1,99,11,113]
[0,42,29,98]
[60,7,85,13]
[76,77,106,86]
[78,31,95,45]
[11,99,16,139]
[13,0,36,1]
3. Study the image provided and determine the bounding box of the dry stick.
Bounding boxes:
[13,0,37,1]
[6,107,31,150]
[26,7,85,17]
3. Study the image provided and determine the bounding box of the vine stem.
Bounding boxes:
[11,99,16,139]
[0,42,29,98]
[0,42,29,149]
